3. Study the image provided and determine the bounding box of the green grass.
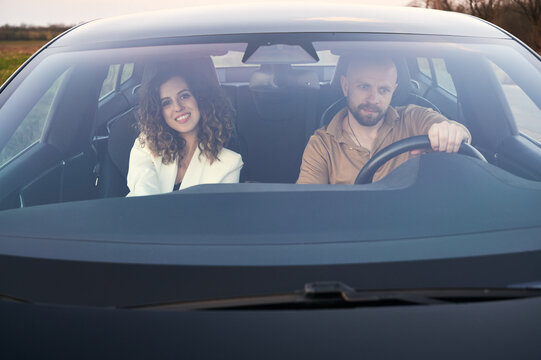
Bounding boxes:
[0,40,45,85]
[0,41,58,166]
[0,53,31,84]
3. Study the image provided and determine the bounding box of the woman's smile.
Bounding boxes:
[175,112,191,124]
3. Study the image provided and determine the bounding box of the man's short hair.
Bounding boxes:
[337,53,398,82]
[342,54,397,80]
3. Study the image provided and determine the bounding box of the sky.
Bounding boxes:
[0,0,411,26]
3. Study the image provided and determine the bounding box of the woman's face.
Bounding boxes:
[159,76,201,137]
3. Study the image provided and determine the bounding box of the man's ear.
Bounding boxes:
[340,75,348,97]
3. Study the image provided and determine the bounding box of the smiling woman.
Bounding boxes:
[126,63,243,196]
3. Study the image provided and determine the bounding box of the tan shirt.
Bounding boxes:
[297,105,471,184]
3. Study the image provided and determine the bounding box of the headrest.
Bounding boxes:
[249,64,319,93]
[141,56,221,90]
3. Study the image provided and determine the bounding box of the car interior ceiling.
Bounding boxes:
[2,45,541,211]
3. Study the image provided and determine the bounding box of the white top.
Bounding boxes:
[126,139,243,197]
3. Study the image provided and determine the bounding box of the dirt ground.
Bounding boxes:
[0,40,46,54]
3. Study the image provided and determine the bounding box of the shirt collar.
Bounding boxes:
[325,107,348,143]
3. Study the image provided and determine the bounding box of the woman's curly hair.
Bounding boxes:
[136,62,235,165]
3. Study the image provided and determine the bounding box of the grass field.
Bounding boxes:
[0,41,55,166]
[0,41,47,85]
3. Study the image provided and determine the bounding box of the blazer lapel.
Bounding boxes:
[155,155,178,193]
[179,147,206,190]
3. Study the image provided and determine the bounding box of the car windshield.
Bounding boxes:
[1,36,540,171]
[1,30,541,306]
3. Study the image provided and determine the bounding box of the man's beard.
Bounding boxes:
[347,98,386,127]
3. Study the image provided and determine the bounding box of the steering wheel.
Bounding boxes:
[355,135,487,184]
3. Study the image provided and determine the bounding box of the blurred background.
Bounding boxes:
[1,0,540,84]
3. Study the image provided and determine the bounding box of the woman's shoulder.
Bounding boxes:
[130,137,148,154]
[217,147,243,164]
[131,136,156,154]
[130,136,165,163]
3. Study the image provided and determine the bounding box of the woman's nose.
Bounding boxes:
[174,98,184,110]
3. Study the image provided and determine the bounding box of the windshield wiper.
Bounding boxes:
[0,294,31,304]
[123,281,541,311]
[304,282,447,305]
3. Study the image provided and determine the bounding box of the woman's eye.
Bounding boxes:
[161,99,171,107]
[179,93,191,100]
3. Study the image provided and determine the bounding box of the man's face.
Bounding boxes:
[341,61,398,127]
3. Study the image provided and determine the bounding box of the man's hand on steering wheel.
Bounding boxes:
[411,121,470,156]
[355,135,486,184]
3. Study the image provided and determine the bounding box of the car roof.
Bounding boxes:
[51,2,509,48]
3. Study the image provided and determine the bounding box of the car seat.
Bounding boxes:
[235,64,320,183]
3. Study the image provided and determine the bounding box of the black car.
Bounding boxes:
[1,3,541,359]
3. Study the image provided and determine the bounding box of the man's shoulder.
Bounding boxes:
[313,125,329,137]
[310,107,346,144]
[393,104,445,124]
[395,104,436,117]
[308,126,337,147]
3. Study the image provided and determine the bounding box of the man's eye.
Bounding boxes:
[380,88,390,94]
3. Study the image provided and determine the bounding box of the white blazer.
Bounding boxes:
[126,139,243,197]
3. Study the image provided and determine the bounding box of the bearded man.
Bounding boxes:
[297,55,471,184]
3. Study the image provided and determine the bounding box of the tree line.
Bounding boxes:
[0,25,72,41]
[409,0,541,51]
[1,3,539,51]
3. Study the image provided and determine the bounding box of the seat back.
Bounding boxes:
[95,108,139,198]
[235,65,320,183]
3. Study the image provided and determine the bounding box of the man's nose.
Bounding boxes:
[366,88,380,103]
